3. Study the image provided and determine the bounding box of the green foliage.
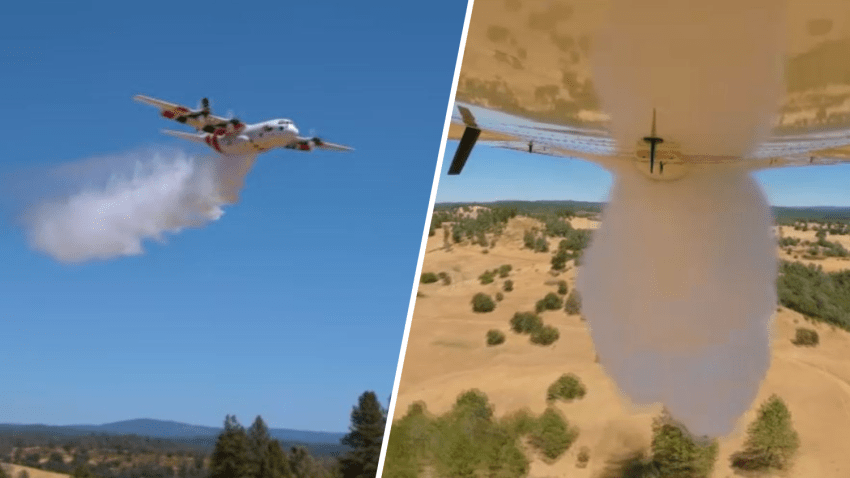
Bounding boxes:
[479,270,497,285]
[486,330,506,346]
[0,467,9,478]
[530,325,560,346]
[523,230,549,252]
[510,312,543,334]
[498,264,512,278]
[495,292,504,302]
[72,466,95,478]
[472,293,496,313]
[650,411,718,478]
[557,281,568,295]
[778,237,800,247]
[536,292,563,312]
[339,391,387,478]
[437,272,451,285]
[534,237,549,253]
[210,415,252,478]
[564,290,582,315]
[528,408,578,462]
[777,260,850,330]
[731,395,799,472]
[547,374,586,402]
[792,327,819,346]
[420,273,438,284]
[503,280,514,292]
[435,206,517,245]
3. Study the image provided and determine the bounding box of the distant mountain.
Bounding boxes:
[0,419,346,445]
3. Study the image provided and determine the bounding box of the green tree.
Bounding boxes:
[339,391,387,478]
[472,293,496,313]
[546,373,586,402]
[651,411,718,478]
[528,408,578,462]
[247,416,291,478]
[289,447,329,478]
[210,415,252,478]
[0,465,9,478]
[486,329,506,346]
[731,395,800,472]
[72,466,95,478]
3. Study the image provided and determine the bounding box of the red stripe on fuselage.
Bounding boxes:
[162,110,175,119]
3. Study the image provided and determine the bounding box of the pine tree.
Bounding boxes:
[290,447,329,478]
[264,441,293,478]
[210,415,252,478]
[731,394,800,471]
[339,391,387,478]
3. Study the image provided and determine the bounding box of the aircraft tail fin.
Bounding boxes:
[162,129,207,144]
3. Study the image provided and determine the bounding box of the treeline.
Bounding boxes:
[1,392,387,478]
[434,200,604,216]
[777,260,850,331]
[429,207,517,244]
[383,390,800,478]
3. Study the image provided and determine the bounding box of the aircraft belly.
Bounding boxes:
[218,137,255,156]
[455,0,850,155]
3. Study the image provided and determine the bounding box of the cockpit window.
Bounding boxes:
[263,125,273,132]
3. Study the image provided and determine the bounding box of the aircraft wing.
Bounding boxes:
[285,137,354,152]
[447,102,850,174]
[134,95,231,132]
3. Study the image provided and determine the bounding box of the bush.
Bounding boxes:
[479,270,496,285]
[538,292,563,311]
[547,373,587,402]
[792,327,819,346]
[530,325,560,345]
[472,293,496,313]
[438,271,451,285]
[528,408,579,462]
[420,272,439,284]
[730,394,799,472]
[496,292,504,301]
[534,236,549,253]
[486,329,506,346]
[498,264,512,278]
[510,312,543,334]
[565,290,582,315]
[557,280,568,295]
[503,280,514,292]
[651,411,718,478]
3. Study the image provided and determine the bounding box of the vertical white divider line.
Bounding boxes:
[375,0,476,475]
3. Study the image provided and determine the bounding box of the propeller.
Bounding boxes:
[309,129,324,146]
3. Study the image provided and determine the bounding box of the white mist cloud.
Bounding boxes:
[577,165,777,438]
[19,148,257,263]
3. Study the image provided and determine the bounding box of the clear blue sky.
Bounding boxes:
[0,0,466,433]
[436,141,850,207]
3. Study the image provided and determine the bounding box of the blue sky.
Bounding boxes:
[0,0,466,433]
[436,141,850,207]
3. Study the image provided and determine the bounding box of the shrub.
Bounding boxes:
[528,408,579,462]
[510,312,542,334]
[479,270,497,284]
[792,327,819,346]
[472,293,496,313]
[496,292,504,301]
[438,271,451,285]
[498,264,512,278]
[503,280,514,292]
[730,395,799,472]
[531,325,560,345]
[557,280,568,295]
[486,329,506,346]
[421,272,439,284]
[651,410,718,478]
[565,290,582,315]
[534,236,549,253]
[547,373,587,402]
[539,292,563,310]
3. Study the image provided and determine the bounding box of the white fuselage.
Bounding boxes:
[203,119,300,155]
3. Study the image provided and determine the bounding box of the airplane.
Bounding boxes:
[134,95,353,156]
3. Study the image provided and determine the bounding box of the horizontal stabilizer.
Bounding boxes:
[161,129,206,144]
